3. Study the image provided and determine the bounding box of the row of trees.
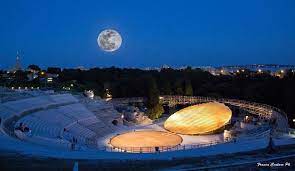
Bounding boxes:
[58,67,295,124]
[1,66,295,126]
[58,67,211,97]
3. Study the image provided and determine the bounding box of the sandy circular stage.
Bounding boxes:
[110,131,182,153]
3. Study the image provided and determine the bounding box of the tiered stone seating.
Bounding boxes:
[95,109,120,122]
[0,88,34,103]
[2,96,55,116]
[63,123,97,145]
[78,117,102,126]
[1,92,125,149]
[17,115,61,138]
[50,94,79,104]
[34,109,77,127]
[66,123,96,138]
[14,100,107,147]
[272,111,289,132]
[57,103,94,121]
[23,134,71,149]
[86,122,107,132]
[0,106,15,121]
[1,94,79,121]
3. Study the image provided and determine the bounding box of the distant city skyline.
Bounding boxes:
[2,53,295,71]
[1,0,295,69]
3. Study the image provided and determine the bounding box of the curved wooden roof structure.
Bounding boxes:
[164,102,232,135]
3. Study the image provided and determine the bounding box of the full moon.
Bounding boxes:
[97,29,122,52]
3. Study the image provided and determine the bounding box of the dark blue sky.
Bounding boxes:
[1,0,295,69]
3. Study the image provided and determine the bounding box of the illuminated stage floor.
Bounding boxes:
[110,131,182,152]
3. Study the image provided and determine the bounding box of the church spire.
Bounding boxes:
[14,51,22,71]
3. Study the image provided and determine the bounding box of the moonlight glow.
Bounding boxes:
[97,29,122,52]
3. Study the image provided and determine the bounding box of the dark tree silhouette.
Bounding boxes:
[28,64,41,72]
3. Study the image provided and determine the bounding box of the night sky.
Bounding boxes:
[0,0,295,69]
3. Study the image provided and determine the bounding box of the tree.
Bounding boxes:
[53,66,295,126]
[146,76,159,107]
[147,103,164,120]
[285,69,295,79]
[145,76,164,119]
[161,81,172,95]
[47,67,61,74]
[174,79,184,95]
[28,64,41,72]
[184,80,193,96]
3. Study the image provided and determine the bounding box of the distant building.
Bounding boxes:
[273,69,286,78]
[27,73,38,81]
[76,66,88,71]
[84,90,94,99]
[161,64,170,69]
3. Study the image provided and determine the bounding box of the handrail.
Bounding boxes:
[1,95,288,153]
[159,95,289,131]
[111,95,289,132]
[104,129,271,153]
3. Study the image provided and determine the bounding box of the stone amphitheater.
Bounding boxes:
[0,87,294,160]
